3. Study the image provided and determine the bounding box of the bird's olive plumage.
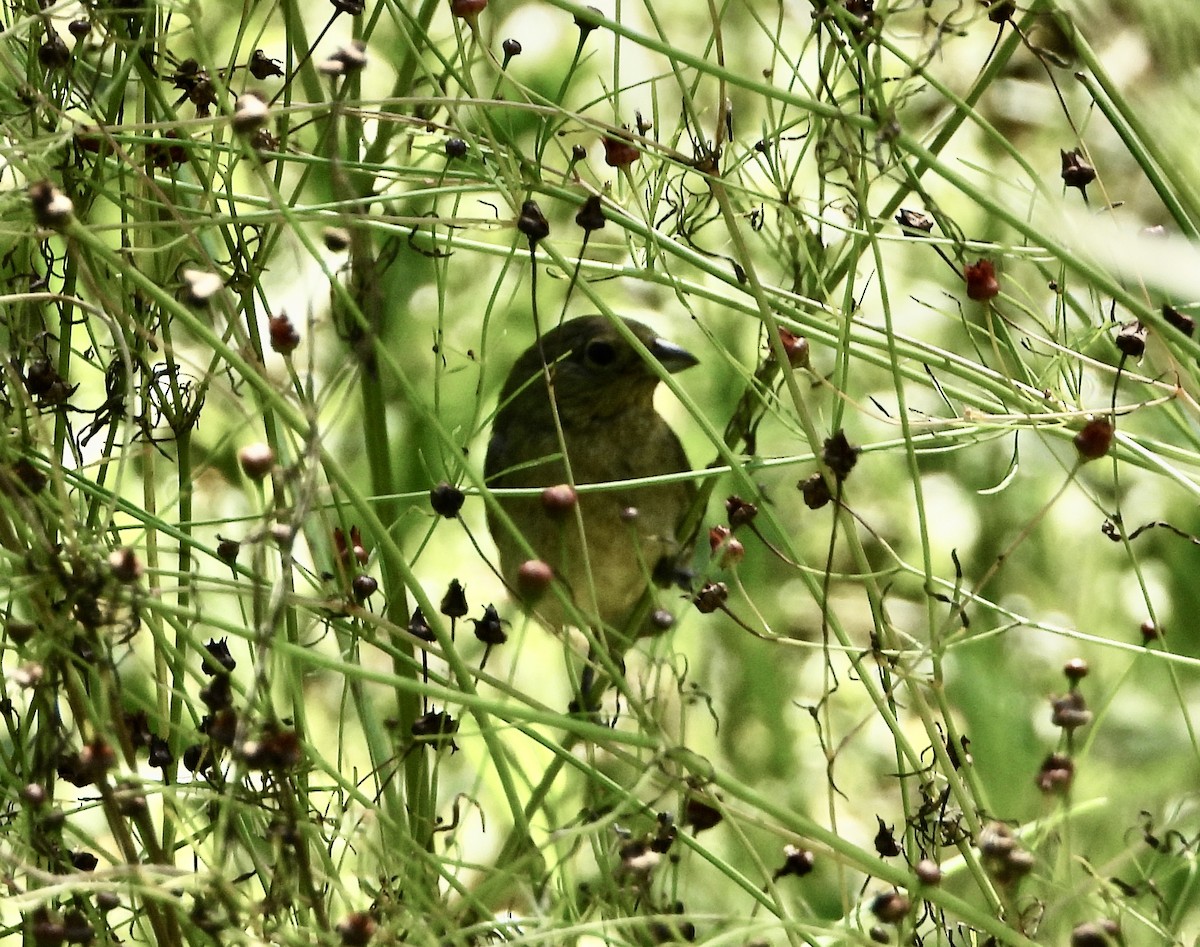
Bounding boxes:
[485,316,697,643]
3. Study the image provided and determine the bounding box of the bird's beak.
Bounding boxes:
[651,337,699,374]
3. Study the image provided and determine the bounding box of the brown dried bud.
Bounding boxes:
[268,312,301,353]
[964,259,999,301]
[1036,752,1074,795]
[1063,657,1088,682]
[238,443,275,481]
[1050,690,1092,730]
[1060,148,1096,193]
[799,473,832,509]
[778,327,810,368]
[1073,418,1113,461]
[602,132,640,168]
[725,495,758,528]
[693,582,728,614]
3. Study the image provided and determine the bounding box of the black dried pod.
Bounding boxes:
[148,735,173,769]
[987,0,1016,23]
[352,574,378,601]
[1115,321,1146,358]
[571,143,587,162]
[895,208,934,233]
[773,844,814,879]
[472,603,507,645]
[683,792,722,832]
[440,579,468,619]
[411,709,458,751]
[517,199,550,247]
[501,37,522,67]
[725,495,758,529]
[430,481,465,517]
[216,537,240,565]
[692,582,728,614]
[199,675,232,711]
[445,137,468,159]
[38,31,71,70]
[822,430,858,482]
[408,605,436,641]
[799,472,832,509]
[651,812,677,853]
[249,49,284,79]
[202,638,236,675]
[330,0,365,13]
[71,850,99,871]
[1060,148,1096,193]
[68,19,91,39]
[1163,304,1195,337]
[575,194,605,232]
[874,816,901,857]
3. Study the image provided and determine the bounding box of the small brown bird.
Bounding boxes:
[485,315,697,653]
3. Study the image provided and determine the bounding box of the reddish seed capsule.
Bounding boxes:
[778,327,810,368]
[541,483,578,520]
[964,258,999,301]
[238,443,275,481]
[450,0,487,18]
[268,313,300,354]
[602,134,639,168]
[517,559,554,601]
[1073,418,1113,461]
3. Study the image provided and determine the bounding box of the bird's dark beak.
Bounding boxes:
[651,337,699,374]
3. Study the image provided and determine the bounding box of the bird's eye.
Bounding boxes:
[584,340,617,367]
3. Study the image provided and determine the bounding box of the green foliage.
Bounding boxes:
[2,1,1199,946]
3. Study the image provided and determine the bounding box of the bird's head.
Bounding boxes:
[497,316,698,423]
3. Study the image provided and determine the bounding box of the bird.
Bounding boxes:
[484,315,698,657]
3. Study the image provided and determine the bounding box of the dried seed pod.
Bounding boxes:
[964,258,999,301]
